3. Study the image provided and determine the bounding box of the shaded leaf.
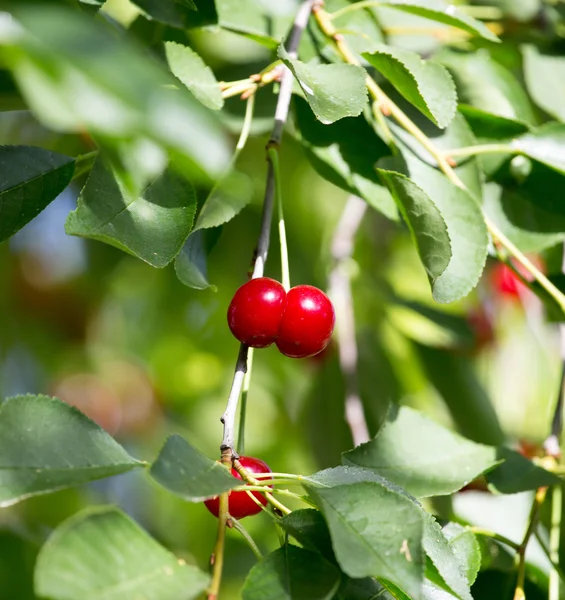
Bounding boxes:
[458,105,530,140]
[343,406,499,497]
[34,506,209,600]
[241,544,341,600]
[165,42,223,111]
[377,0,500,42]
[439,49,535,123]
[0,395,141,508]
[376,169,452,286]
[279,509,335,562]
[306,480,424,599]
[486,447,561,494]
[174,229,218,291]
[381,154,489,303]
[280,46,368,124]
[363,45,456,128]
[0,145,74,242]
[293,97,397,220]
[523,45,565,123]
[66,158,197,268]
[483,183,565,253]
[149,434,239,502]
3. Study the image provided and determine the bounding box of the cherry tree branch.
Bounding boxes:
[220,0,315,455]
[328,195,370,447]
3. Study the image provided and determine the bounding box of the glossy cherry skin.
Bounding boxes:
[276,285,335,358]
[204,456,272,519]
[490,263,523,299]
[227,278,287,348]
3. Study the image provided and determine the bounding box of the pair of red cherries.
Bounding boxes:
[227,277,335,358]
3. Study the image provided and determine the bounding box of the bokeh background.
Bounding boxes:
[1,0,564,598]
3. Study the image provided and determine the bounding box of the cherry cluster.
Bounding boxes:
[227,277,335,358]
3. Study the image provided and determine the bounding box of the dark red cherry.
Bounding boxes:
[227,278,286,348]
[204,456,272,519]
[276,285,335,358]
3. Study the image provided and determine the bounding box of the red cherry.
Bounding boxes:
[227,278,286,348]
[204,456,272,519]
[490,263,524,299]
[276,285,335,358]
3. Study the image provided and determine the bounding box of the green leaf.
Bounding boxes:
[164,42,223,111]
[442,523,480,586]
[306,480,425,599]
[65,158,197,268]
[381,154,489,303]
[486,447,561,494]
[280,46,368,124]
[439,49,535,124]
[130,0,216,28]
[293,97,396,220]
[34,506,209,600]
[483,183,565,254]
[376,169,451,287]
[423,516,472,600]
[5,6,229,180]
[241,545,341,600]
[0,145,74,242]
[514,123,565,175]
[343,406,500,497]
[523,45,565,123]
[363,46,457,129]
[149,434,239,502]
[0,395,142,508]
[376,1,499,42]
[458,105,530,140]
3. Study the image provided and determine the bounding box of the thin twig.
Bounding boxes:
[230,517,263,560]
[469,527,520,551]
[549,486,563,600]
[328,195,370,447]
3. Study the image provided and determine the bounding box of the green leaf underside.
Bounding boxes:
[280,46,368,124]
[363,46,456,129]
[0,145,74,242]
[65,158,197,268]
[376,0,500,43]
[343,406,499,497]
[34,506,210,600]
[382,154,489,303]
[523,45,565,123]
[293,97,397,220]
[306,478,424,600]
[131,0,217,28]
[164,42,223,111]
[149,434,239,502]
[241,545,341,600]
[376,169,452,285]
[279,509,336,561]
[0,395,141,507]
[174,230,215,290]
[9,6,229,179]
[486,447,561,494]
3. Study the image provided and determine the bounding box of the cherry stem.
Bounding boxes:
[469,528,520,551]
[549,485,563,600]
[236,347,254,455]
[313,5,565,318]
[220,0,314,456]
[229,517,263,560]
[267,147,290,291]
[328,195,371,447]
